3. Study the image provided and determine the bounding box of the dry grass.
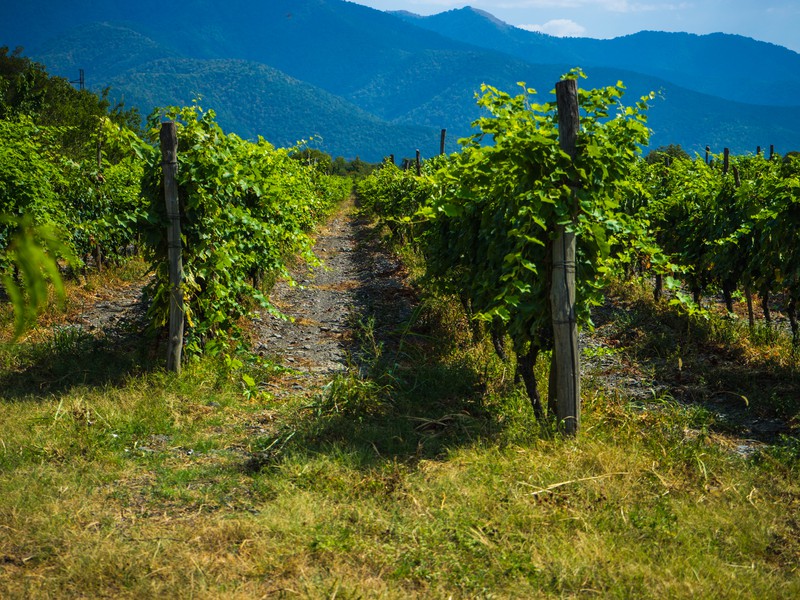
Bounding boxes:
[1,265,800,597]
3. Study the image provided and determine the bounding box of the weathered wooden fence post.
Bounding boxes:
[551,78,580,436]
[723,147,730,175]
[160,121,184,374]
[415,149,421,176]
[705,145,710,165]
[440,129,447,155]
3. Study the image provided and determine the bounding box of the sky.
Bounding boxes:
[349,0,800,53]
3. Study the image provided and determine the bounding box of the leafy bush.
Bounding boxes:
[141,105,350,355]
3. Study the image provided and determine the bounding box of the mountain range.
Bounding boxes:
[2,0,799,161]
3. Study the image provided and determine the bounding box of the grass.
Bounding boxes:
[593,279,800,428]
[1,264,799,597]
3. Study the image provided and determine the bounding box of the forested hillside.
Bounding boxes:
[2,0,799,160]
[396,7,800,106]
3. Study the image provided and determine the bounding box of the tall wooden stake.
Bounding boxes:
[440,129,447,155]
[415,149,421,176]
[551,79,580,436]
[160,122,184,374]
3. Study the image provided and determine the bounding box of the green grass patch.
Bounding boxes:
[1,273,799,598]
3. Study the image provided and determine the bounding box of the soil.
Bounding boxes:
[248,198,415,399]
[65,279,150,343]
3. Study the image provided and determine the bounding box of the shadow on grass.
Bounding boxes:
[246,329,526,474]
[0,321,159,401]
[245,217,538,473]
[589,288,800,443]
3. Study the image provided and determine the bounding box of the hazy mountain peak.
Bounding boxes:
[461,6,509,27]
[388,10,422,20]
[432,6,511,30]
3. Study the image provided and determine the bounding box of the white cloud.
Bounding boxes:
[519,18,587,36]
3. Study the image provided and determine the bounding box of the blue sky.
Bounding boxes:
[350,0,800,52]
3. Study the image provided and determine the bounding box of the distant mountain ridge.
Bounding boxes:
[393,7,800,107]
[2,0,799,160]
[106,56,437,159]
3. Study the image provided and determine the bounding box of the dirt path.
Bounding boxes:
[249,198,415,398]
[66,280,149,341]
[19,198,414,401]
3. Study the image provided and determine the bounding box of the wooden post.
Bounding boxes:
[389,154,394,165]
[723,148,730,175]
[551,78,580,436]
[440,129,446,155]
[769,145,775,160]
[745,288,755,331]
[93,245,103,273]
[705,146,710,165]
[415,149,421,176]
[160,122,184,374]
[756,146,761,156]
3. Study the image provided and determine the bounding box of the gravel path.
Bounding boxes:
[66,280,148,341]
[249,198,415,398]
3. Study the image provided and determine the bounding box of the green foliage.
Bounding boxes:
[355,159,442,242]
[141,104,350,356]
[630,150,800,342]
[0,117,67,261]
[1,217,76,337]
[291,147,333,174]
[0,46,140,157]
[357,74,658,415]
[645,143,690,164]
[331,155,378,178]
[50,118,152,264]
[0,116,149,266]
[0,50,149,336]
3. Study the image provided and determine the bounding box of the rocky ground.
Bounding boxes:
[247,198,415,399]
[66,279,149,342]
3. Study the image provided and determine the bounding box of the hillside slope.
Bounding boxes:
[394,7,800,107]
[106,57,443,160]
[3,0,799,158]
